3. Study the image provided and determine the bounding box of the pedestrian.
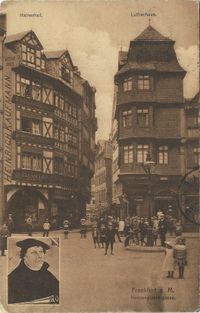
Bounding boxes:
[158,216,167,247]
[113,218,122,242]
[92,224,100,248]
[132,218,139,245]
[99,223,106,248]
[80,218,87,239]
[118,219,125,236]
[43,218,50,237]
[173,238,187,279]
[139,218,147,246]
[124,221,133,247]
[152,225,158,246]
[0,224,9,256]
[105,223,115,255]
[162,241,175,278]
[25,216,33,236]
[63,219,70,239]
[7,214,14,236]
[175,220,183,237]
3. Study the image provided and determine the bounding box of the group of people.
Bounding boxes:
[91,217,121,255]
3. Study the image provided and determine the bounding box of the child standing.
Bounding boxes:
[162,241,175,278]
[43,218,50,237]
[92,224,100,248]
[63,219,70,239]
[173,238,187,279]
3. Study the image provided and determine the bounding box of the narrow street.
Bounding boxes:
[0,231,198,312]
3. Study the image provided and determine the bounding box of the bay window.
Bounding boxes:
[122,110,132,127]
[22,153,42,171]
[137,144,149,163]
[137,108,149,126]
[158,146,169,164]
[123,145,133,164]
[123,78,132,91]
[138,75,150,90]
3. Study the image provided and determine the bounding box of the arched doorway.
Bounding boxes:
[7,188,49,232]
[154,189,178,217]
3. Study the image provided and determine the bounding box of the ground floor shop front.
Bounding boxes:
[4,185,86,231]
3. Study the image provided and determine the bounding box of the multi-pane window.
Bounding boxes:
[158,146,169,164]
[21,118,31,132]
[122,110,132,127]
[22,153,42,171]
[193,147,200,165]
[22,154,32,170]
[138,75,150,90]
[21,44,41,69]
[54,94,65,110]
[21,117,41,135]
[123,145,133,164]
[54,157,64,175]
[54,124,66,142]
[137,108,149,126]
[20,77,31,97]
[16,74,45,102]
[27,47,35,64]
[32,120,41,135]
[32,82,41,101]
[137,144,149,163]
[123,78,132,91]
[59,64,72,84]
[32,155,42,171]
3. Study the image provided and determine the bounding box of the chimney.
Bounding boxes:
[0,14,6,36]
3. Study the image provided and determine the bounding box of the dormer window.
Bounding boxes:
[27,47,35,64]
[138,75,150,90]
[60,65,71,84]
[21,44,41,69]
[123,78,132,91]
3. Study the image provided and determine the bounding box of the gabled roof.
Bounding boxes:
[133,25,173,42]
[44,50,66,59]
[44,49,74,68]
[4,30,31,44]
[4,30,43,49]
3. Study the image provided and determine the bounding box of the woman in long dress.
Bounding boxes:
[162,241,174,278]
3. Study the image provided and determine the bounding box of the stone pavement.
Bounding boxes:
[0,231,199,313]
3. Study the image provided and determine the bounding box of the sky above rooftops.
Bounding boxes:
[0,0,198,140]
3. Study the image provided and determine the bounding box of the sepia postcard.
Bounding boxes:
[0,0,199,312]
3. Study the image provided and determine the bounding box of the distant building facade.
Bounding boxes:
[0,14,97,230]
[113,25,199,219]
[109,87,124,218]
[94,140,112,217]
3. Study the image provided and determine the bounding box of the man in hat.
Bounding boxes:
[158,216,167,247]
[8,238,59,304]
[105,223,115,255]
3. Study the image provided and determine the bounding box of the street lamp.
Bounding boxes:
[141,153,156,218]
[122,194,129,218]
[141,153,156,247]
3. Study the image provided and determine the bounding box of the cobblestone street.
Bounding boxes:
[0,231,199,312]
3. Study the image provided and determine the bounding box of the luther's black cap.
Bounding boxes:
[16,238,50,251]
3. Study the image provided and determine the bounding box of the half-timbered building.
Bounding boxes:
[0,16,96,230]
